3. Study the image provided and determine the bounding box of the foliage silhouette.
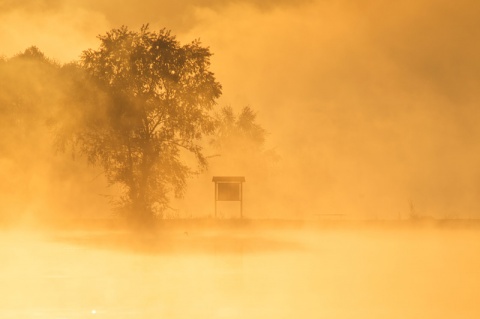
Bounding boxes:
[212,106,266,152]
[0,46,60,158]
[75,25,222,222]
[0,47,75,220]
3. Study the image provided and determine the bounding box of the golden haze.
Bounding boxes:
[1,1,480,318]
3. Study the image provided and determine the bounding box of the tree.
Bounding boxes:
[75,25,222,222]
[0,47,81,221]
[212,105,267,153]
[211,105,278,167]
[0,47,59,155]
[209,105,278,181]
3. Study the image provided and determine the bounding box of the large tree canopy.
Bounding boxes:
[76,25,222,221]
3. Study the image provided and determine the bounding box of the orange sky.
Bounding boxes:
[1,0,480,219]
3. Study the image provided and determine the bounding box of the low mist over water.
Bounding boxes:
[1,221,480,319]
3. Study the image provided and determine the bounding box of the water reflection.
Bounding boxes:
[1,221,480,319]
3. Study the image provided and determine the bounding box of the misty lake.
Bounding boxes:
[1,220,479,319]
